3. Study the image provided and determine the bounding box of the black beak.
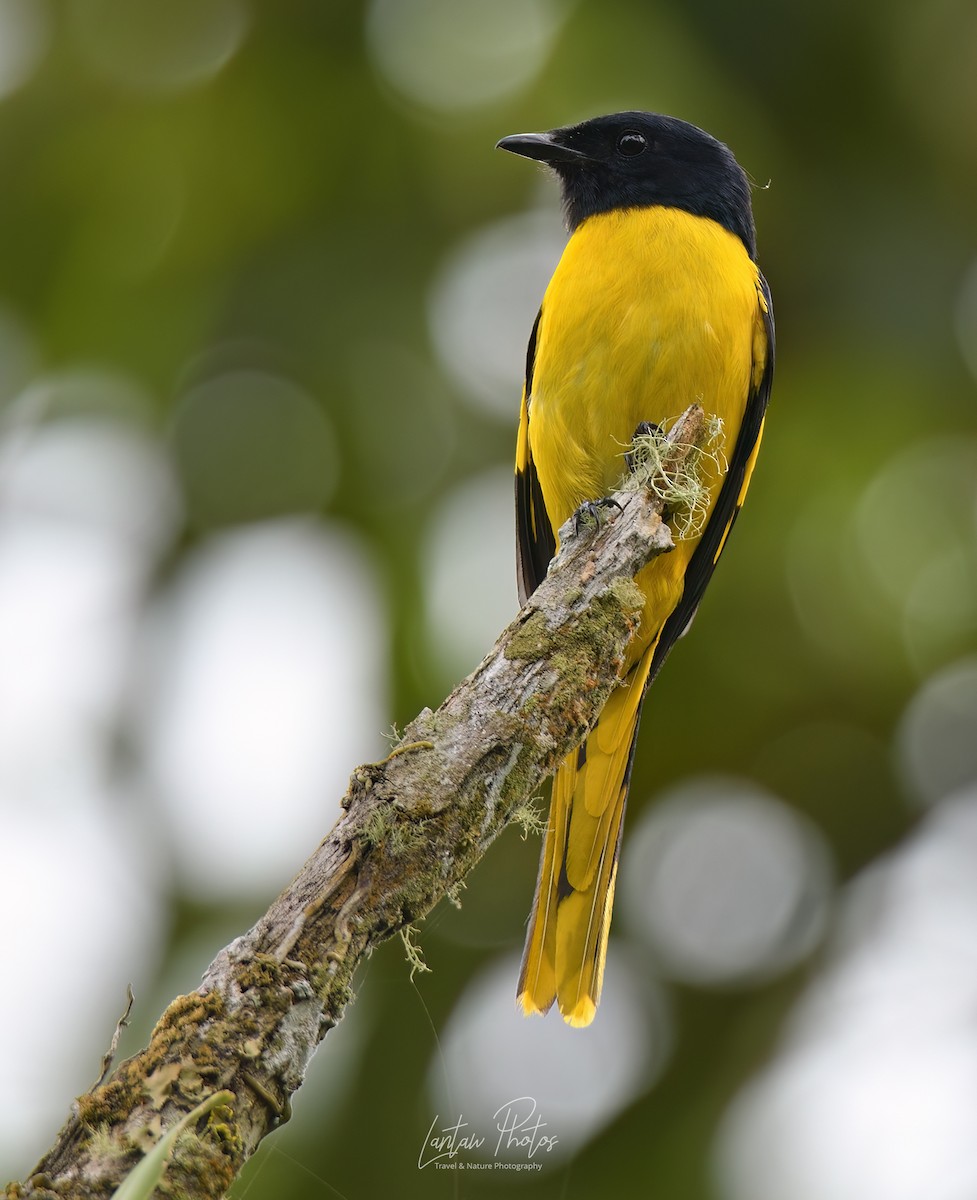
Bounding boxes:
[496,131,590,165]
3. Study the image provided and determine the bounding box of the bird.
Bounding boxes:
[496,111,775,1026]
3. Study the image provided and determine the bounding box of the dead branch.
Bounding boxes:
[9,405,708,1200]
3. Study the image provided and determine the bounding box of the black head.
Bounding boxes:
[497,111,757,259]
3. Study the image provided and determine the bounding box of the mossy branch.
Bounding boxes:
[9,405,709,1200]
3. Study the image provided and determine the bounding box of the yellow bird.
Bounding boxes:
[497,111,775,1026]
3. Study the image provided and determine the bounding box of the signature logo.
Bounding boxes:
[418,1096,559,1171]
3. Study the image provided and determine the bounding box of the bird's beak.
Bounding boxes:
[496,131,590,164]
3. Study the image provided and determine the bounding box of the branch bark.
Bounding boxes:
[9,405,709,1200]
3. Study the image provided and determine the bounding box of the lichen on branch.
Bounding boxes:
[9,404,709,1200]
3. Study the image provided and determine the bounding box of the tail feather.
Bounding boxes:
[554,789,626,1025]
[567,671,649,887]
[516,769,568,1017]
[517,646,654,1026]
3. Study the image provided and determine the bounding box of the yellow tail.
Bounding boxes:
[517,646,654,1026]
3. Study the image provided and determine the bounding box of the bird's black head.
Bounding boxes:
[497,111,757,259]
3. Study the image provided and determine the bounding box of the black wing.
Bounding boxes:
[515,307,557,605]
[648,271,776,685]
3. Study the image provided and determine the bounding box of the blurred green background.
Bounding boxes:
[3,1,977,1198]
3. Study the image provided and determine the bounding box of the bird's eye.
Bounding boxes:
[617,131,647,157]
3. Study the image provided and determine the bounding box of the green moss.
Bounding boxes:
[309,966,353,1016]
[606,577,645,622]
[163,1126,236,1200]
[361,802,429,856]
[504,611,554,661]
[237,957,288,1001]
[157,991,224,1037]
[388,819,425,856]
[185,1041,221,1073]
[86,1123,134,1163]
[308,962,330,996]
[517,583,642,761]
[362,805,395,848]
[499,741,540,811]
[76,1079,136,1131]
[390,857,440,920]
[205,1100,241,1156]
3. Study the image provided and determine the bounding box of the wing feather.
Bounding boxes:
[515,307,557,605]
[647,271,775,684]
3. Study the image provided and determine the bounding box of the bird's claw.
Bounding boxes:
[574,496,623,535]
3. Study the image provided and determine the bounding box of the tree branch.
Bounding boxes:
[9,405,709,1200]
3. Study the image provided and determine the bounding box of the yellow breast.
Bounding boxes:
[528,206,762,531]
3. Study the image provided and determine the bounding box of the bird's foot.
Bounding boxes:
[573,495,623,535]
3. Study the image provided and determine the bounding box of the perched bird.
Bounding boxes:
[497,111,775,1026]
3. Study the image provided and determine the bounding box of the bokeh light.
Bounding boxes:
[854,437,977,672]
[1,414,180,548]
[169,369,338,529]
[422,465,519,680]
[622,777,832,986]
[2,1,977,1195]
[9,366,157,428]
[428,211,565,418]
[0,305,38,406]
[897,657,977,809]
[1,795,164,1171]
[345,340,458,507]
[0,410,174,1169]
[785,481,881,673]
[0,413,178,774]
[783,424,977,686]
[135,519,387,899]
[366,0,572,114]
[715,790,977,1200]
[0,0,51,102]
[67,0,249,95]
[428,948,669,1162]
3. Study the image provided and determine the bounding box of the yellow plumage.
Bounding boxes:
[515,205,771,1026]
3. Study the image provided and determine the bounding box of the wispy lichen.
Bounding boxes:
[623,412,727,539]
